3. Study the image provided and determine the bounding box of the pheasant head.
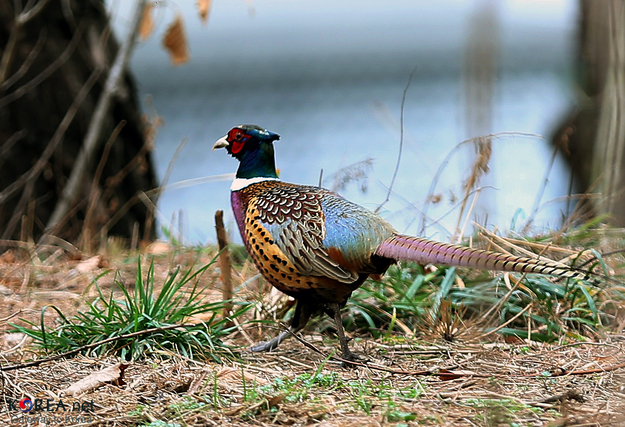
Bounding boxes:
[213,125,280,179]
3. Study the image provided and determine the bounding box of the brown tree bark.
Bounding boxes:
[553,0,625,226]
[0,0,157,248]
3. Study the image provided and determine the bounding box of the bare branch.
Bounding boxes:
[0,66,102,205]
[0,28,47,91]
[0,24,85,109]
[17,0,52,25]
[0,130,27,169]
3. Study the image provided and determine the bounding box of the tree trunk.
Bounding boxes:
[0,0,157,249]
[553,0,625,226]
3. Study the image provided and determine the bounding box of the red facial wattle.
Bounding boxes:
[231,140,245,154]
[228,128,248,154]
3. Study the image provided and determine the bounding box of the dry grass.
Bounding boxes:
[1,241,625,426]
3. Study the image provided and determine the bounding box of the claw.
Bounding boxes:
[250,340,278,352]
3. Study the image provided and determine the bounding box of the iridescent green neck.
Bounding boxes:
[235,142,278,179]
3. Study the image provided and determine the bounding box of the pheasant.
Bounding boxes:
[213,124,589,361]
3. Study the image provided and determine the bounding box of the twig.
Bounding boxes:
[150,174,235,193]
[479,234,579,255]
[375,66,417,213]
[0,323,196,371]
[230,315,254,346]
[0,310,23,323]
[0,333,28,357]
[17,0,52,23]
[282,326,480,377]
[0,67,102,242]
[0,130,26,170]
[0,0,51,84]
[481,273,525,326]
[0,20,83,109]
[0,28,47,91]
[0,237,79,256]
[474,223,559,262]
[477,303,533,339]
[0,66,101,207]
[532,361,625,377]
[215,210,234,328]
[44,0,148,238]
[530,390,584,405]
[102,173,234,237]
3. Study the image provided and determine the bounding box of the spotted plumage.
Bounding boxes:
[213,124,593,362]
[231,180,393,304]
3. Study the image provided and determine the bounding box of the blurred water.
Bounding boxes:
[109,0,578,244]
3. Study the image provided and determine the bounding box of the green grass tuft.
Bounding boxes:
[11,256,250,361]
[344,257,620,343]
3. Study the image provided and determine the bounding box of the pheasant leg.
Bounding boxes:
[328,303,361,363]
[251,300,313,352]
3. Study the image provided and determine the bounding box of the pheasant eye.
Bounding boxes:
[228,129,247,142]
[229,129,248,154]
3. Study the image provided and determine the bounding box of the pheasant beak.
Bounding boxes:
[212,135,229,150]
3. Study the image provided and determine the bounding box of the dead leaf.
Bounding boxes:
[185,311,215,324]
[187,371,208,395]
[162,15,189,66]
[75,255,101,273]
[438,369,475,381]
[62,363,129,396]
[139,2,155,41]
[216,367,269,392]
[0,249,17,264]
[145,241,172,255]
[268,394,285,408]
[504,335,524,344]
[197,0,211,24]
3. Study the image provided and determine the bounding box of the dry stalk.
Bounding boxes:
[144,137,186,241]
[375,66,417,214]
[215,210,234,328]
[0,323,195,372]
[81,120,126,252]
[522,144,560,234]
[419,132,541,236]
[452,136,491,243]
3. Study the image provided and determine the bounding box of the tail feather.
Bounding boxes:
[375,234,588,280]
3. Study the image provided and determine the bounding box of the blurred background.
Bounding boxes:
[5,0,623,248]
[109,0,579,244]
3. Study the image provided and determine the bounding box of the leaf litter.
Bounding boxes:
[0,241,624,426]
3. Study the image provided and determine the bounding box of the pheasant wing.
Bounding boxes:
[255,184,395,283]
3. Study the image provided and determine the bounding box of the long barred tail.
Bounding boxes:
[375,234,588,281]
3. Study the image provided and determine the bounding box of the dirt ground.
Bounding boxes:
[1,244,625,426]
